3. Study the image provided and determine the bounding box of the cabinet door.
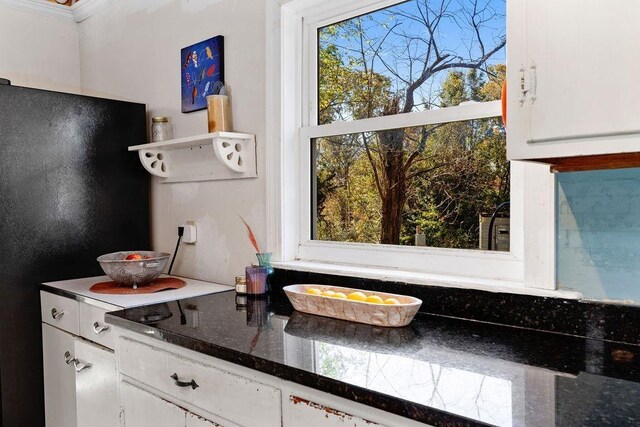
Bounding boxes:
[75,338,119,427]
[121,381,186,427]
[42,323,77,427]
[186,412,222,427]
[525,1,640,147]
[283,395,384,427]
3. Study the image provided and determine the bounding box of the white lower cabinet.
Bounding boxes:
[74,338,119,427]
[42,323,77,427]
[121,381,221,427]
[186,413,221,427]
[117,337,281,427]
[114,332,430,427]
[42,324,119,427]
[121,381,188,427]
[41,290,120,427]
[283,395,383,427]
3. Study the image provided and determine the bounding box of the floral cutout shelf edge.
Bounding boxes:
[128,132,257,183]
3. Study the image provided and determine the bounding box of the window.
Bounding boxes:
[312,119,509,250]
[312,0,507,251]
[267,0,556,289]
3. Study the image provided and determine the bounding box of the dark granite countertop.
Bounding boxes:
[106,290,640,426]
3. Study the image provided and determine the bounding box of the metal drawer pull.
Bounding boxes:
[74,359,92,373]
[64,351,76,365]
[93,322,110,334]
[51,308,65,320]
[170,373,199,389]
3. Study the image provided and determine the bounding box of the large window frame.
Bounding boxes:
[266,0,559,292]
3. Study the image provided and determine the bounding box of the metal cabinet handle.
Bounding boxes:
[519,65,528,106]
[73,359,92,373]
[529,63,537,105]
[64,351,91,372]
[93,322,110,334]
[170,373,199,389]
[64,351,76,365]
[51,308,65,320]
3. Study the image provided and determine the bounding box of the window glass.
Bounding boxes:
[312,116,509,249]
[314,0,508,251]
[318,0,506,124]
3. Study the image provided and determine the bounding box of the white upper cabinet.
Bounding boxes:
[507,0,640,161]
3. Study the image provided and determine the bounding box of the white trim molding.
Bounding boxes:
[0,0,119,23]
[272,260,579,299]
[266,0,557,293]
[71,0,119,22]
[0,0,74,21]
[301,101,502,139]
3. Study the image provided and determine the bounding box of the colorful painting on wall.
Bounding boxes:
[181,35,224,113]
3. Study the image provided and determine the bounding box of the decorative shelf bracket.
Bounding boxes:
[128,132,257,183]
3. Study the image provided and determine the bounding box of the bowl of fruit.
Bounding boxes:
[97,251,171,289]
[283,284,422,327]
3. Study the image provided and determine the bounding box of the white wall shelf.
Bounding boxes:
[128,132,257,183]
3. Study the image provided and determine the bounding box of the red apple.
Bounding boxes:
[125,253,143,261]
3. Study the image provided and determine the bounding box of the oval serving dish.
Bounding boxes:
[283,284,422,328]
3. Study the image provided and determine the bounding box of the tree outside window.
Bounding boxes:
[314,0,508,250]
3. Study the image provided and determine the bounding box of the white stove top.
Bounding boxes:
[42,275,232,309]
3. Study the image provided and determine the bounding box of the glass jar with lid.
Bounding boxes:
[151,116,173,142]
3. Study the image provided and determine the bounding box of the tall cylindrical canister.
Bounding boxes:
[206,95,232,132]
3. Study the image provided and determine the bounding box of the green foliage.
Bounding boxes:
[315,13,508,249]
[441,71,467,107]
[318,33,392,124]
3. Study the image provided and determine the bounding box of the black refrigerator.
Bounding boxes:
[0,84,150,426]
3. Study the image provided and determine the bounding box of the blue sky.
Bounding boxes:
[319,0,506,111]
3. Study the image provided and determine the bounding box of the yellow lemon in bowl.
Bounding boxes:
[384,298,401,305]
[321,290,336,297]
[306,288,322,295]
[332,292,347,299]
[347,291,367,302]
[365,295,384,304]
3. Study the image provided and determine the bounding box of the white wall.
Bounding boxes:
[79,0,267,285]
[0,5,81,92]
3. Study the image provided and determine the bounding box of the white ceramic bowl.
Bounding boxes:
[283,284,422,327]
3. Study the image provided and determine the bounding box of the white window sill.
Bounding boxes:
[272,260,583,300]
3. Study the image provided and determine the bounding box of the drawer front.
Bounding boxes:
[187,412,223,427]
[41,291,79,335]
[118,337,281,427]
[283,395,385,427]
[79,302,114,349]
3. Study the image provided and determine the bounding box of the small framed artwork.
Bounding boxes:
[181,35,224,113]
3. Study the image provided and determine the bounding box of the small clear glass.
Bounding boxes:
[256,252,274,292]
[245,266,268,295]
[255,252,274,274]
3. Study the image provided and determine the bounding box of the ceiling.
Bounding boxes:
[6,0,110,22]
